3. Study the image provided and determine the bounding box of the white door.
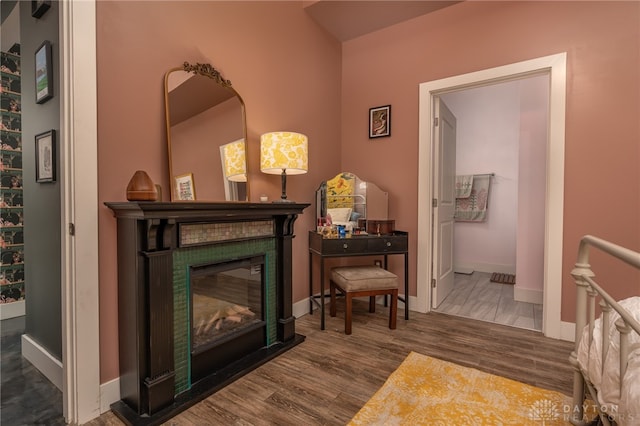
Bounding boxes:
[431,98,457,308]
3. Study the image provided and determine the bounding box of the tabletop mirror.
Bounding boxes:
[315,172,388,231]
[165,62,248,201]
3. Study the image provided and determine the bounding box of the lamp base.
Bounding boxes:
[272,199,295,203]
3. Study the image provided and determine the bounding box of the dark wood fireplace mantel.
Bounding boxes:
[105,201,309,425]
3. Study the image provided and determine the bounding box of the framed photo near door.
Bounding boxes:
[35,41,53,104]
[35,130,56,183]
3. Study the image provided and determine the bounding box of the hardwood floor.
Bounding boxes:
[435,271,544,331]
[85,301,574,426]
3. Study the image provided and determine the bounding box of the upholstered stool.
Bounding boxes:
[329,265,398,335]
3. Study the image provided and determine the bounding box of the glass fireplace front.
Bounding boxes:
[189,255,266,382]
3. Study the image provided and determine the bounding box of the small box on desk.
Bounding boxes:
[358,219,395,235]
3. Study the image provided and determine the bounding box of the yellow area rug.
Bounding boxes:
[349,351,580,426]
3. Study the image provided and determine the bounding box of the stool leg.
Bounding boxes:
[330,281,337,317]
[369,296,376,313]
[389,289,398,330]
[345,293,353,335]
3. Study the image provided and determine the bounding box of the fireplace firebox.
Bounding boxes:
[190,256,266,383]
[105,202,308,426]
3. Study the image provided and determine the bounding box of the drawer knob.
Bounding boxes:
[386,242,392,247]
[343,243,348,249]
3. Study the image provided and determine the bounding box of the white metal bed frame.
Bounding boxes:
[569,235,640,425]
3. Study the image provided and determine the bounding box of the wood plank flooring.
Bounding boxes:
[85,301,574,426]
[435,271,544,331]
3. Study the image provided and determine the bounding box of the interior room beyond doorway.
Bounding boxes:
[433,75,548,330]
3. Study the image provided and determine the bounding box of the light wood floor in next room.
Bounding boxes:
[434,271,544,331]
[86,302,573,426]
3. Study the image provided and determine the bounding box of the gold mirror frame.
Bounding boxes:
[164,62,249,201]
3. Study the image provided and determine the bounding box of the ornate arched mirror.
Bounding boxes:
[164,62,248,201]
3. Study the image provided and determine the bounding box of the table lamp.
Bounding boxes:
[260,131,308,202]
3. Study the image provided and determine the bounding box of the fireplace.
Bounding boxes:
[190,256,266,383]
[105,202,308,425]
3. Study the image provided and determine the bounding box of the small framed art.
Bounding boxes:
[369,105,391,138]
[174,173,196,200]
[31,0,51,18]
[35,41,53,104]
[35,130,56,183]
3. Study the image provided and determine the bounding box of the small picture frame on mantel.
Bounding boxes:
[174,173,196,201]
[369,105,391,139]
[31,0,51,19]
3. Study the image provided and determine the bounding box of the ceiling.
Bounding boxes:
[304,1,462,42]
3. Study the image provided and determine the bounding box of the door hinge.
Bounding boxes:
[432,198,438,207]
[68,223,75,236]
[431,278,436,288]
[434,117,439,126]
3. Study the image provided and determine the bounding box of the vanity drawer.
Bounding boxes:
[320,238,369,255]
[367,235,408,253]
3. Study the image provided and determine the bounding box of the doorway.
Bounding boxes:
[431,76,548,331]
[416,53,567,339]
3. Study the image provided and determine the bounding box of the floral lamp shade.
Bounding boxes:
[222,139,247,182]
[260,132,308,175]
[260,131,308,202]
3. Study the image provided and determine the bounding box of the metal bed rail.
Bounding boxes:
[569,235,640,425]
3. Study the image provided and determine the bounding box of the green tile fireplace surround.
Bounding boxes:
[172,237,277,394]
[105,201,309,426]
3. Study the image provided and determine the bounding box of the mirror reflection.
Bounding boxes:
[165,62,248,201]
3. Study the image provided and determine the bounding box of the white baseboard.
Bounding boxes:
[453,266,474,274]
[560,320,576,343]
[454,262,516,275]
[293,297,315,318]
[21,334,63,391]
[100,377,120,413]
[514,287,543,304]
[409,294,427,313]
[0,300,25,319]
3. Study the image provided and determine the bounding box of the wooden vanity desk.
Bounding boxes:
[308,230,409,330]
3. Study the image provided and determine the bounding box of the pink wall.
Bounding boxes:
[341,0,640,320]
[97,0,640,384]
[97,1,341,382]
[517,76,548,294]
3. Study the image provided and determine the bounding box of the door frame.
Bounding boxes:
[60,0,101,423]
[416,53,567,339]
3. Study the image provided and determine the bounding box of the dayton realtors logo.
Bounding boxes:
[529,399,636,424]
[528,399,560,424]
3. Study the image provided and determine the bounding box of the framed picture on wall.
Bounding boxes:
[35,130,56,183]
[35,41,53,104]
[174,173,196,201]
[369,105,391,138]
[31,0,51,18]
